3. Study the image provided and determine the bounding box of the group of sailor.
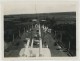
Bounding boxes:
[42,25,51,33]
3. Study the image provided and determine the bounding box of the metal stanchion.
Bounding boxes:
[68,41,70,51]
[19,30,20,37]
[13,34,14,42]
[60,32,62,42]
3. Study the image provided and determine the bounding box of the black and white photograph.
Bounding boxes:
[3,0,77,58]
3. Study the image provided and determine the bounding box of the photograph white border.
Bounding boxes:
[0,0,80,61]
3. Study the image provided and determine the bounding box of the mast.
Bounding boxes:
[35,0,42,56]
